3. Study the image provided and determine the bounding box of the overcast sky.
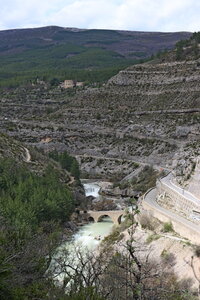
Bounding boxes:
[0,0,200,32]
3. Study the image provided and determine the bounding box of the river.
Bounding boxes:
[51,182,114,283]
[72,182,114,249]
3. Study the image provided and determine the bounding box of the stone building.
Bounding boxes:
[61,80,75,89]
[60,80,84,89]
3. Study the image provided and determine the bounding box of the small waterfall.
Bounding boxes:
[85,187,95,194]
[84,183,101,197]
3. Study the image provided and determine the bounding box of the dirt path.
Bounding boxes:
[23,147,31,162]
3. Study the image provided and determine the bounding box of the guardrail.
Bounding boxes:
[142,171,200,244]
[142,186,156,202]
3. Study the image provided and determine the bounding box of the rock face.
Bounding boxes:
[76,155,139,180]
[1,58,200,177]
[175,126,190,138]
[108,61,200,109]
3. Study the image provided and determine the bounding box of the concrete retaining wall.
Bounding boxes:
[143,191,200,245]
[157,179,200,219]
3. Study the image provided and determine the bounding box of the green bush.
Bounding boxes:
[63,287,105,300]
[49,150,80,180]
[162,222,174,233]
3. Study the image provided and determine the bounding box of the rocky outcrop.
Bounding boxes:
[1,58,200,175]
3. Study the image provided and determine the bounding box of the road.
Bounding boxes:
[76,153,170,171]
[161,173,200,205]
[143,187,200,236]
[23,147,31,162]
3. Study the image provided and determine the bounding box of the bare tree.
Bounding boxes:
[48,243,113,297]
[47,200,197,300]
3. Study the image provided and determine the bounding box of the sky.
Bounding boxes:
[0,0,200,32]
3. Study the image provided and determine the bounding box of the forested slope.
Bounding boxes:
[0,26,191,87]
[0,133,82,299]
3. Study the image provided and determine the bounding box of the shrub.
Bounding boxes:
[103,228,124,245]
[161,250,176,266]
[162,222,174,233]
[63,287,105,300]
[146,234,161,244]
[139,212,157,231]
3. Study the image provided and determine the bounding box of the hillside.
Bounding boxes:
[1,32,200,181]
[1,30,200,300]
[0,131,77,190]
[0,26,191,87]
[0,132,86,299]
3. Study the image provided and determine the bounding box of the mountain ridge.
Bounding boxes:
[0,25,192,87]
[0,25,191,57]
[1,30,200,181]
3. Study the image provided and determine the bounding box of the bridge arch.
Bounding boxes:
[88,210,125,225]
[97,215,113,223]
[117,214,124,224]
[88,216,95,223]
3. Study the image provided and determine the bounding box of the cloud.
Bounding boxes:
[46,0,118,29]
[0,0,200,32]
[0,0,64,28]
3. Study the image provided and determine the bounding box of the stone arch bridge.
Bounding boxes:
[88,210,125,225]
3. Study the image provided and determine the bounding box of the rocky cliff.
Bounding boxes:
[1,39,200,180]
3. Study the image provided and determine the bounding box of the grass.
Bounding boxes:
[146,234,161,244]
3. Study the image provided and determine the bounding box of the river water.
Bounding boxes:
[60,182,114,251]
[51,182,114,282]
[72,182,114,249]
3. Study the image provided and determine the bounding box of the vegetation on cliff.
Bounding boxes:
[153,31,200,62]
[0,134,81,299]
[175,31,200,61]
[49,150,80,180]
[0,158,75,299]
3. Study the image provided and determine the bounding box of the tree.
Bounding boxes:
[176,44,184,60]
[48,200,196,300]
[0,158,75,299]
[48,151,80,180]
[70,160,80,180]
[50,78,60,86]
